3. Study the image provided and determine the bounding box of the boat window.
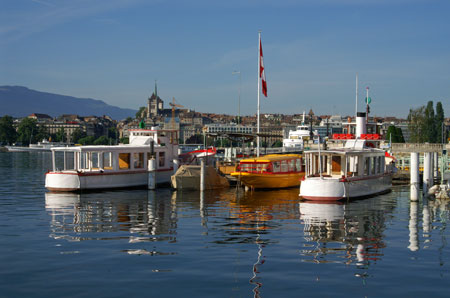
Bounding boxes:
[119,153,130,169]
[262,163,271,173]
[288,159,295,172]
[91,153,99,169]
[296,159,302,172]
[273,161,281,173]
[80,152,87,169]
[364,157,370,175]
[66,151,75,170]
[103,152,113,170]
[240,163,250,172]
[371,156,376,175]
[332,156,341,175]
[281,160,288,172]
[290,135,299,139]
[159,152,165,167]
[347,155,358,176]
[378,156,383,173]
[134,152,144,169]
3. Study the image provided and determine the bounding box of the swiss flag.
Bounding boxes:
[260,39,267,97]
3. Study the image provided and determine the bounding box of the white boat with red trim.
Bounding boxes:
[299,112,395,201]
[45,127,179,192]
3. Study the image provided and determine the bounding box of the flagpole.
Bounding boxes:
[257,31,261,157]
[355,73,358,117]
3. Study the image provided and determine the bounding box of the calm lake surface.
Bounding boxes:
[0,151,449,297]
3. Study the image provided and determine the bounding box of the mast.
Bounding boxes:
[257,31,261,157]
[366,86,369,123]
[355,73,358,116]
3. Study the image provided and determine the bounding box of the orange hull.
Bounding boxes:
[231,172,304,189]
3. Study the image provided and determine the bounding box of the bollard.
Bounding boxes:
[423,152,432,195]
[430,153,434,188]
[410,152,420,202]
[408,201,419,251]
[200,158,205,191]
[433,152,439,181]
[148,158,156,190]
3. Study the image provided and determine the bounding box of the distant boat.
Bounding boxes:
[7,139,67,152]
[230,154,304,189]
[283,112,311,151]
[45,127,179,192]
[178,146,217,165]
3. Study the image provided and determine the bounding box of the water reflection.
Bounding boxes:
[45,190,177,246]
[299,197,394,271]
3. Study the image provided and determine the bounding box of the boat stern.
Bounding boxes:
[45,171,81,192]
[299,177,345,201]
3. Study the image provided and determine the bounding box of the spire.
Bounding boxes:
[154,80,158,98]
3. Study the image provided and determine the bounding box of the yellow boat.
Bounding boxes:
[230,154,304,189]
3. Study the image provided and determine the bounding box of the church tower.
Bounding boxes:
[147,81,164,119]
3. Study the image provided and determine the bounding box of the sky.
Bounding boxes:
[1,0,450,118]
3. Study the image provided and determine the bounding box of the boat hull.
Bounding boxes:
[45,169,173,192]
[299,174,392,201]
[232,172,304,189]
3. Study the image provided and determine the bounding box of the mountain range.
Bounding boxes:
[0,86,137,120]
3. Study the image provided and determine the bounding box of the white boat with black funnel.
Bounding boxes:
[299,112,395,201]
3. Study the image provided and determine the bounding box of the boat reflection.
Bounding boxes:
[45,190,177,244]
[299,197,392,269]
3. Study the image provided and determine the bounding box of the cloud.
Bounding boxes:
[0,0,146,45]
[31,0,55,7]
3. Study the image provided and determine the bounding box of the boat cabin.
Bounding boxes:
[237,154,303,174]
[49,128,178,174]
[304,149,386,179]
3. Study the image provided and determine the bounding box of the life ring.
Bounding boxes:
[366,142,375,148]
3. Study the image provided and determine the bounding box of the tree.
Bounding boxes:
[407,106,426,143]
[0,115,17,145]
[71,128,86,144]
[186,134,203,144]
[17,118,38,146]
[108,127,118,144]
[55,127,66,143]
[37,125,49,142]
[136,107,147,119]
[395,127,405,143]
[386,125,405,143]
[436,101,445,143]
[424,101,437,142]
[93,136,110,145]
[119,137,129,144]
[78,136,95,145]
[272,140,283,147]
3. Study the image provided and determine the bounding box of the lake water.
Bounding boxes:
[0,151,449,297]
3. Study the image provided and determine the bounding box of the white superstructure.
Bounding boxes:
[45,127,179,192]
[283,112,311,150]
